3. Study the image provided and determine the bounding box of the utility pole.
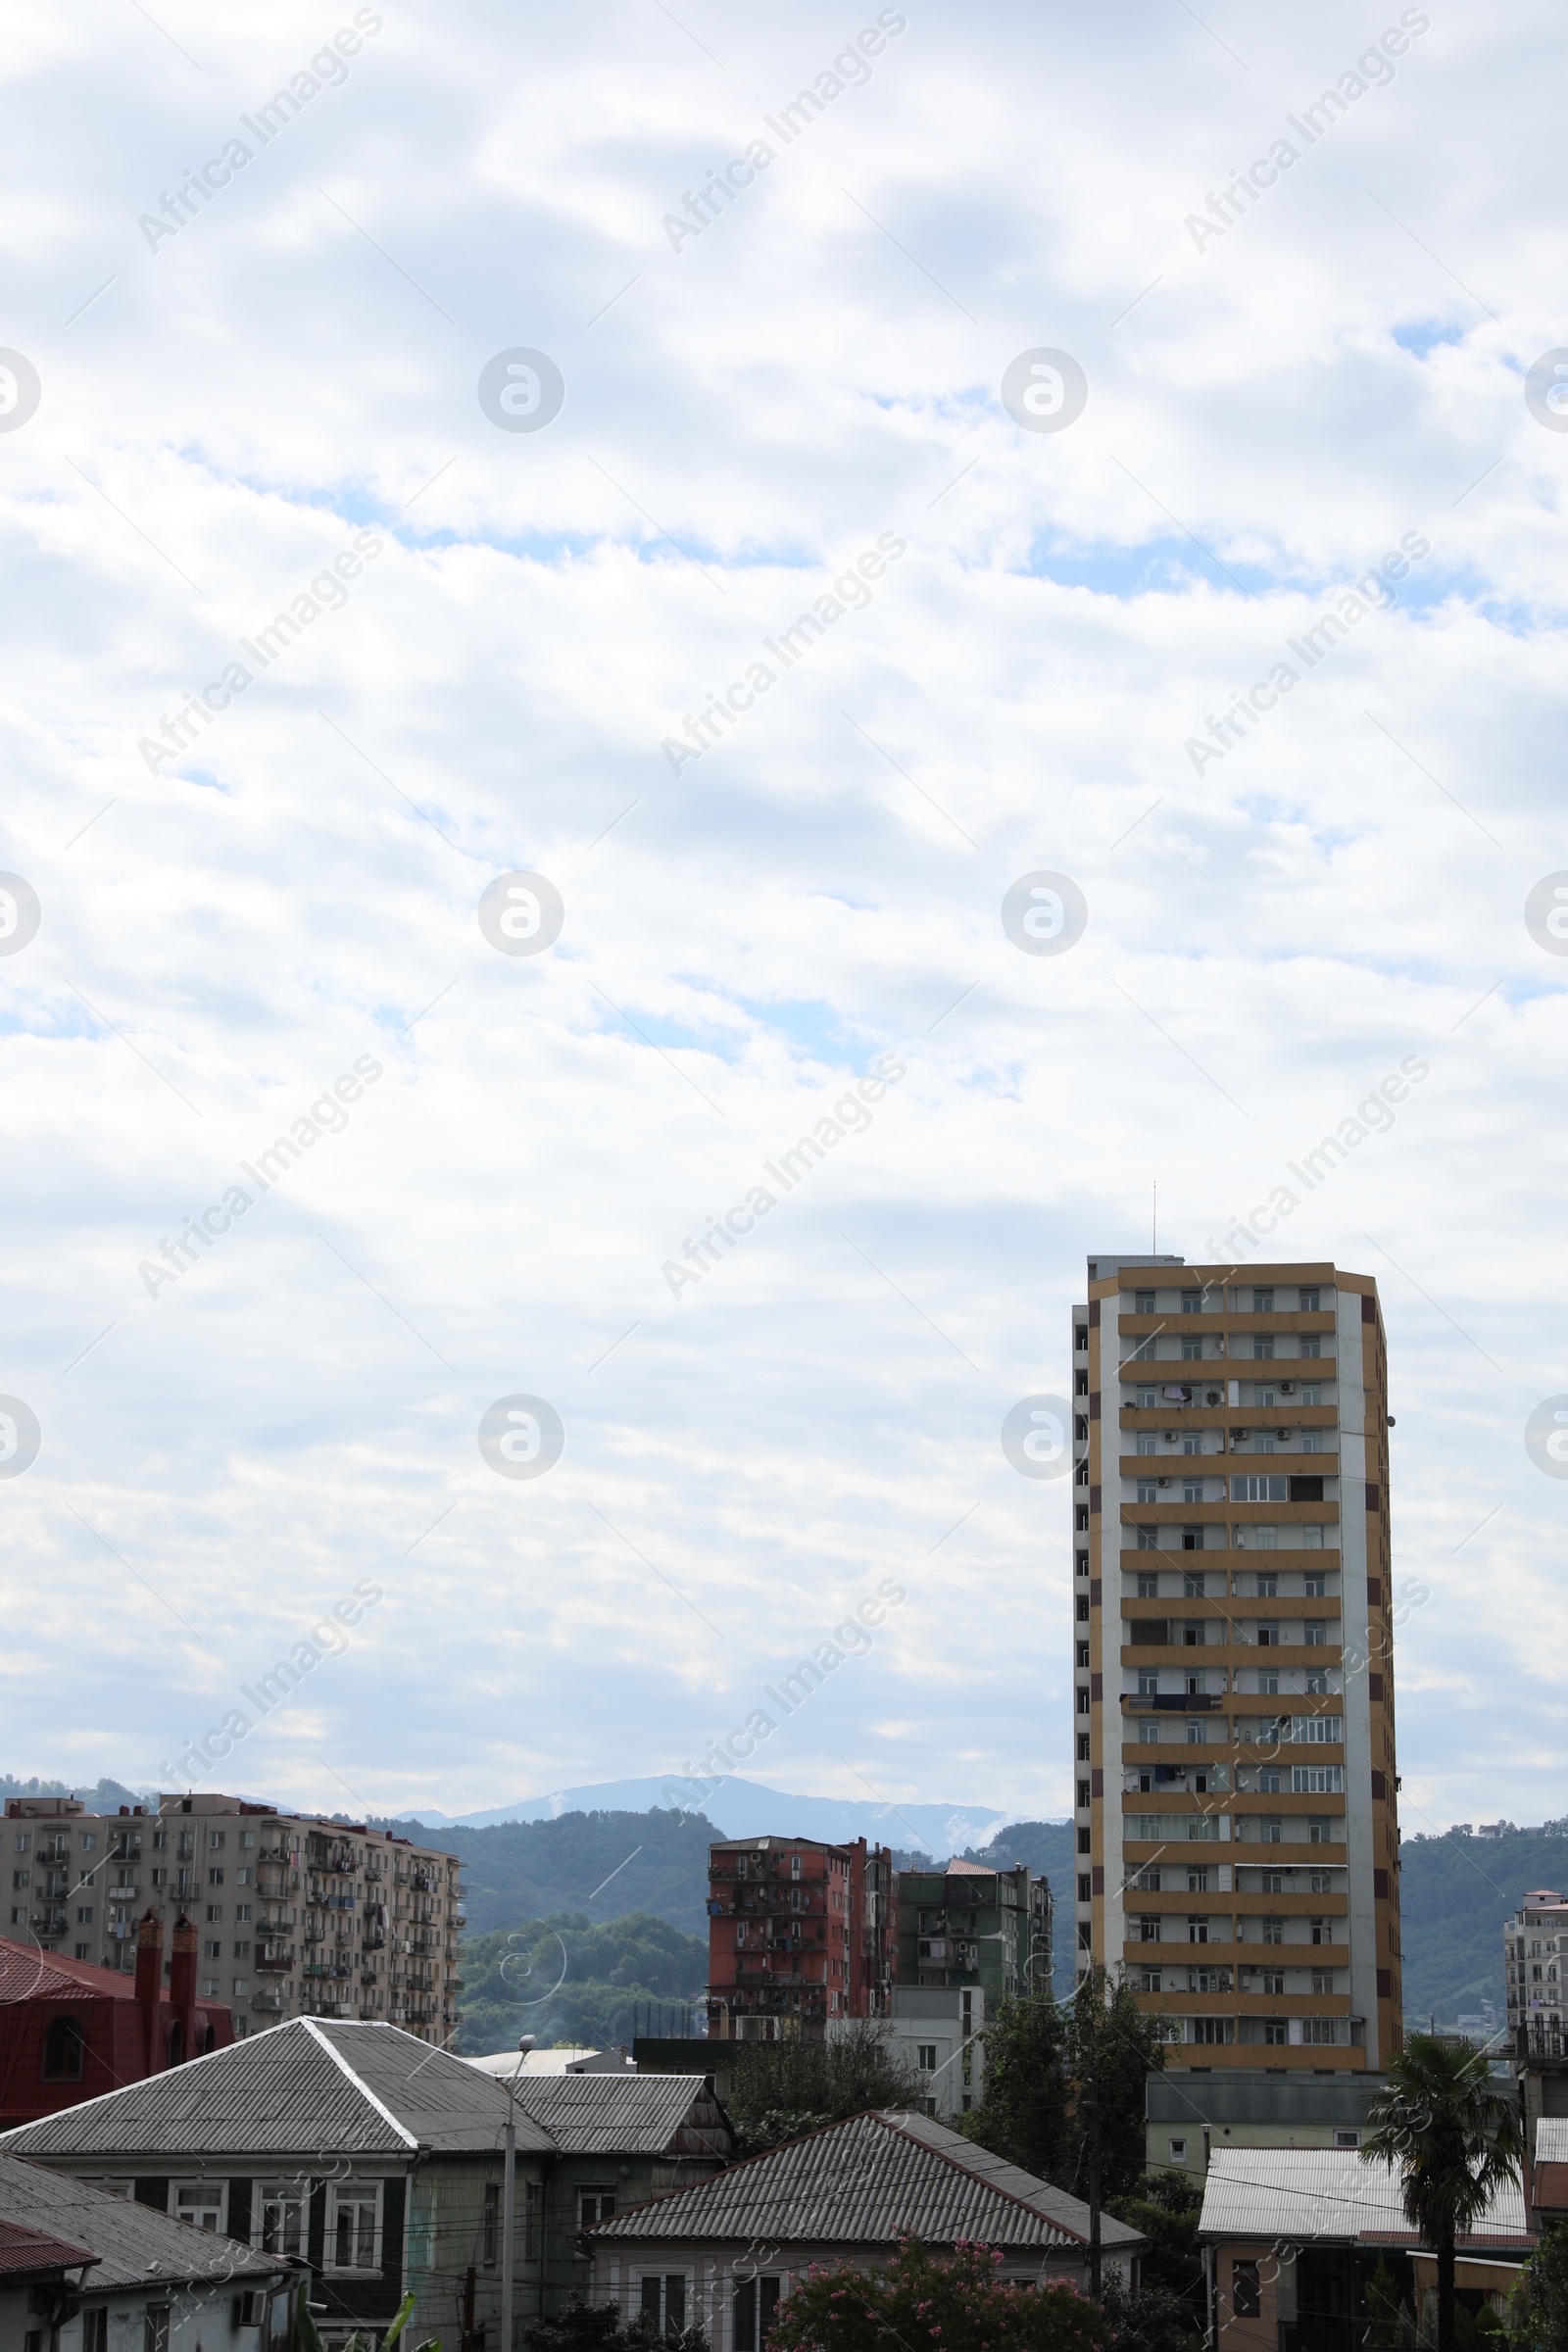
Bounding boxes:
[502,2034,534,2352]
[1085,2010,1102,2302]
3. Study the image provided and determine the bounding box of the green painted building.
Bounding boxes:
[896,1857,1052,2008]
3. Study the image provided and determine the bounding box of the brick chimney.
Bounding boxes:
[134,1910,163,2074]
[169,1913,198,2067]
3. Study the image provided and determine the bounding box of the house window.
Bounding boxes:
[256,2182,308,2257]
[483,2182,500,2266]
[82,2312,108,2352]
[327,2180,381,2272]
[641,2276,690,2337]
[578,2187,617,2226]
[1234,2262,1261,2318]
[916,2044,938,2071]
[1168,2136,1187,2162]
[41,2017,84,2081]
[174,2180,225,2233]
[145,2309,171,2352]
[733,2277,781,2352]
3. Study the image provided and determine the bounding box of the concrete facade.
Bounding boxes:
[1071,1255,1403,2072]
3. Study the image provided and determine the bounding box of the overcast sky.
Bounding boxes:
[1,0,1563,1841]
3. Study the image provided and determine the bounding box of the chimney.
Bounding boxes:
[170,1913,198,2066]
[134,1910,163,2074]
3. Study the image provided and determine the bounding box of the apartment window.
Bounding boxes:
[1137,1571,1159,1597]
[1137,1526,1158,1549]
[256,2184,307,2256]
[1252,1337,1274,1360]
[1141,1969,1163,1991]
[1076,1642,1090,1668]
[1312,1969,1336,1994]
[1181,1526,1202,1551]
[1294,1765,1343,1794]
[641,2277,690,2337]
[1259,1671,1280,1695]
[76,1905,93,1925]
[208,1868,224,1886]
[232,1977,250,1995]
[916,2043,938,2071]
[1262,1818,1282,1845]
[209,1832,225,1850]
[1234,2264,1261,2320]
[1134,1290,1154,1313]
[1187,1866,1210,1892]
[204,1940,222,1961]
[1139,1720,1160,1743]
[13,1835,29,1853]
[1183,1570,1205,1597]
[236,1904,252,1923]
[79,1834,98,1853]
[1253,1290,1274,1313]
[74,1943,92,1961]
[1135,1917,1159,1942]
[1075,1593,1090,1626]
[1181,1335,1202,1361]
[1137,1385,1156,1408]
[206,1906,222,1924]
[174,2180,226,2233]
[1310,1918,1330,1946]
[1077,1781,1091,1809]
[1258,1968,1285,1995]
[1263,1917,1284,1945]
[1233,1474,1287,1503]
[1262,2018,1289,2046]
[1137,1432,1156,1456]
[1190,2016,1233,2044]
[1309,1819,1331,1845]
[234,1941,251,1959]
[239,1831,256,1849]
[12,1871,28,1890]
[1136,1480,1158,1503]
[201,1977,220,1997]
[1299,1335,1321,1358]
[1183,1478,1204,1502]
[1076,1735,1091,1761]
[1138,1670,1158,1696]
[1304,1571,1326,1596]
[327,2180,381,2273]
[1135,1867,1160,1892]
[144,2309,171,2352]
[1298,1288,1320,1312]
[1075,1325,1089,1350]
[1078,1875,1092,1902]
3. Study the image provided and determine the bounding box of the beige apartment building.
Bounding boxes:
[1070,1254,1403,2071]
[4,1789,462,2043]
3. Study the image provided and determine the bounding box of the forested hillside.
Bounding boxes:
[1398,1824,1568,2031]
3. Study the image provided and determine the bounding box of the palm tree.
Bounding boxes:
[1361,2034,1523,2352]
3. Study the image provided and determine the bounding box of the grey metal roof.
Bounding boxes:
[511,2074,731,2158]
[0,2019,553,2165]
[0,2154,286,2290]
[1200,2149,1531,2249]
[588,2109,1144,2252]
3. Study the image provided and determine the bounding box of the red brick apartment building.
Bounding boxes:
[0,1916,231,2131]
[705,1836,895,2038]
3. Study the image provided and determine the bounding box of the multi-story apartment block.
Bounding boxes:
[3,1791,462,2045]
[895,1857,1052,2009]
[705,1835,895,2039]
[1070,1254,1402,2070]
[1505,1888,1568,2058]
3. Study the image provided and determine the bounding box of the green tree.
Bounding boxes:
[521,2303,707,2352]
[1506,2217,1568,2352]
[1360,2033,1523,2352]
[768,2237,1106,2352]
[1095,2270,1202,2352]
[1105,2171,1203,2337]
[959,1985,1070,2180]
[1065,1972,1174,2210]
[724,2020,925,2155]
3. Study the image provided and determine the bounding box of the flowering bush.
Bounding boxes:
[768,2238,1108,2352]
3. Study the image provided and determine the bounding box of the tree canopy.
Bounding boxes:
[769,2237,1106,2352]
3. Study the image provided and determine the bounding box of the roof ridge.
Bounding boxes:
[869,2113,1091,2248]
[300,2021,419,2150]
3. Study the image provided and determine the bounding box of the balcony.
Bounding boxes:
[251,1990,286,2012]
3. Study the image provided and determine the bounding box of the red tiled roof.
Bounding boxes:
[0,1937,228,2011]
[0,2216,97,2278]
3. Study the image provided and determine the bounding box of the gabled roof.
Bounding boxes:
[1200,2149,1531,2249]
[513,2074,733,2158]
[0,2215,97,2278]
[0,2020,555,2164]
[0,2154,283,2289]
[587,2109,1143,2252]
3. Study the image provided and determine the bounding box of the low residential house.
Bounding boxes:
[0,2148,293,2352]
[508,2073,734,2310]
[0,2022,738,2348]
[0,1927,232,2132]
[584,2107,1144,2341]
[1200,2146,1533,2352]
[0,2019,555,2352]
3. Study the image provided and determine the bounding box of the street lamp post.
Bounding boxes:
[501,2035,535,2352]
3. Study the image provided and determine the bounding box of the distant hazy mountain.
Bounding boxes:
[396,1774,1006,1852]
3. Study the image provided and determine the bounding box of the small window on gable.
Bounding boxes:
[42,2017,84,2081]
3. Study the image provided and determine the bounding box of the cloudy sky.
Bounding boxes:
[2,0,1564,1841]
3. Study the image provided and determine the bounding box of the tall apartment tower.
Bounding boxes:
[1070,1254,1402,2070]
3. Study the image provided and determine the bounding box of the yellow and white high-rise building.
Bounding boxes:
[1069,1254,1403,2071]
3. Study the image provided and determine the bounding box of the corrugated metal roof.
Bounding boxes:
[0,1936,225,2017]
[1200,2149,1530,2248]
[0,2019,553,2163]
[513,2075,730,2157]
[0,2215,97,2277]
[0,2155,285,2290]
[589,2109,1143,2251]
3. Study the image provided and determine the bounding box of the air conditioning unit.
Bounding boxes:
[1157,1477,1171,1488]
[1279,1382,1296,1396]
[1205,1390,1221,1404]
